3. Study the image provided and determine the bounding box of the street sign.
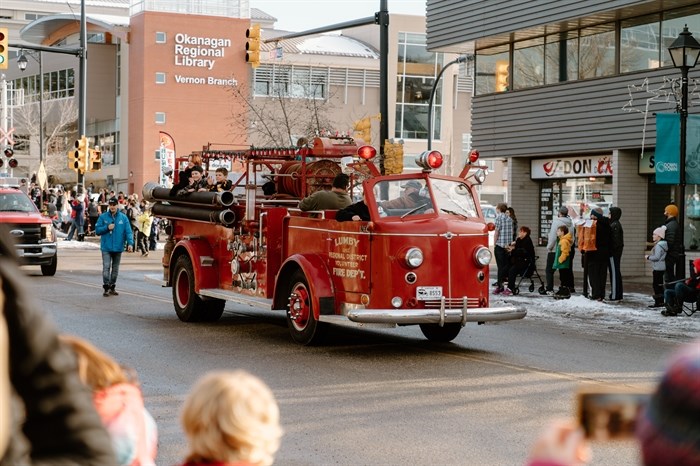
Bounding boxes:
[37,162,48,189]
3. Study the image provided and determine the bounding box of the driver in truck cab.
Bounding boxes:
[379,180,425,210]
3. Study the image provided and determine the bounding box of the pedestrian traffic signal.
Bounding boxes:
[246,24,261,68]
[353,117,372,144]
[495,60,509,92]
[0,28,8,70]
[70,135,88,172]
[88,146,102,171]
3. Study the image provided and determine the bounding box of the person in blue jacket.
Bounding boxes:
[95,197,134,297]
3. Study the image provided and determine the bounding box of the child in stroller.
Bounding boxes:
[506,226,543,295]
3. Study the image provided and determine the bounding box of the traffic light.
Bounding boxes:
[495,60,509,92]
[88,146,102,171]
[3,147,12,158]
[353,117,371,144]
[0,28,7,70]
[246,24,261,68]
[70,135,88,172]
[383,140,404,175]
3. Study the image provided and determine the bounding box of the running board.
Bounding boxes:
[199,288,272,310]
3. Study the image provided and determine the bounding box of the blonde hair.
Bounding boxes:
[182,370,282,466]
[59,335,133,391]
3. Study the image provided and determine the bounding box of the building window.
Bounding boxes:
[514,38,544,90]
[578,23,616,79]
[662,6,700,66]
[155,72,166,84]
[11,68,75,100]
[92,132,119,166]
[545,31,579,84]
[475,45,509,95]
[25,13,45,21]
[621,14,661,73]
[395,32,444,141]
[155,112,166,124]
[155,32,166,43]
[253,65,327,99]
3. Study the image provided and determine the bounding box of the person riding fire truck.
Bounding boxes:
[145,137,525,345]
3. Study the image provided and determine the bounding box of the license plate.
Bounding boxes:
[416,286,442,300]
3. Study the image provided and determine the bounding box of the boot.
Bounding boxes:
[78,234,84,242]
[103,285,110,297]
[108,285,119,296]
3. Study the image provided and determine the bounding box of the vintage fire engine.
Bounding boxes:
[145,137,525,344]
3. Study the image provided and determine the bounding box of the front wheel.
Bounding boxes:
[172,255,223,322]
[419,323,462,342]
[41,254,57,276]
[285,269,326,345]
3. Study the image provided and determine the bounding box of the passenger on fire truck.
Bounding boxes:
[176,166,209,197]
[379,180,427,210]
[336,190,371,222]
[298,173,352,212]
[207,167,233,192]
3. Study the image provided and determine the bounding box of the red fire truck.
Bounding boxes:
[145,137,525,344]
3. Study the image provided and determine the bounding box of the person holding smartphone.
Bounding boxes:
[95,197,134,297]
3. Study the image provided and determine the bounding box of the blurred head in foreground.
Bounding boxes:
[181,370,282,466]
[636,340,700,466]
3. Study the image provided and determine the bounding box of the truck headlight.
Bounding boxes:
[474,247,492,267]
[405,247,424,268]
[41,224,53,242]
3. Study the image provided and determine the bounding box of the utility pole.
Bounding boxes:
[78,0,87,190]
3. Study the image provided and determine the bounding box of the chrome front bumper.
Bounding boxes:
[17,244,57,264]
[347,304,526,326]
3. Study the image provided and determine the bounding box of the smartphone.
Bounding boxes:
[577,388,652,441]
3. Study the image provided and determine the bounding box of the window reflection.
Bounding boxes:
[578,24,615,79]
[621,14,661,73]
[514,38,544,89]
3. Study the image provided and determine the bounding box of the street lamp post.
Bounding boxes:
[427,54,472,150]
[668,25,700,278]
[17,49,43,210]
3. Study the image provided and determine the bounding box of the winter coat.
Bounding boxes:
[664,217,682,258]
[553,232,572,270]
[546,215,574,252]
[298,190,352,211]
[70,200,85,226]
[336,201,371,222]
[137,211,154,236]
[95,210,135,253]
[589,210,612,260]
[177,179,209,197]
[0,234,115,465]
[647,240,667,272]
[510,235,535,269]
[609,207,624,257]
[209,179,233,192]
[577,221,597,252]
[94,383,158,466]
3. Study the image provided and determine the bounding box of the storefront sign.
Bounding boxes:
[531,155,613,179]
[655,113,700,184]
[638,150,655,175]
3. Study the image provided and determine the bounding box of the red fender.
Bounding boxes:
[170,239,219,292]
[274,254,335,318]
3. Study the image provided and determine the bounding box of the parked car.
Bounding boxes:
[481,203,497,223]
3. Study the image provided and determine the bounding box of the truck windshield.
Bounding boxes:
[372,178,478,219]
[0,193,38,213]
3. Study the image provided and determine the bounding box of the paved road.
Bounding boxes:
[22,245,691,465]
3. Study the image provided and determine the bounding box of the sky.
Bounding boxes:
[250,0,427,32]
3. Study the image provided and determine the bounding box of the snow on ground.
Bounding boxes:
[491,288,699,342]
[57,239,164,250]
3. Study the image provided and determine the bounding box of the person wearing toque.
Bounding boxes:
[379,180,427,211]
[95,197,134,297]
[663,204,682,285]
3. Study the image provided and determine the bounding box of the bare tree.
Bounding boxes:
[227,68,338,147]
[12,94,78,179]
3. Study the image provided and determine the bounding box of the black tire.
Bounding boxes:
[513,286,520,295]
[41,254,57,276]
[419,323,462,342]
[528,283,535,293]
[285,269,326,345]
[538,285,546,295]
[172,255,219,322]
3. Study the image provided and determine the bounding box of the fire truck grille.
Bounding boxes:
[423,297,481,309]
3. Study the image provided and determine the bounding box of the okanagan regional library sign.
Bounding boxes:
[172,33,238,87]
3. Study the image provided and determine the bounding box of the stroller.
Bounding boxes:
[512,255,546,295]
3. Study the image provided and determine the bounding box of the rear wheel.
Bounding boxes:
[41,254,57,276]
[419,323,462,342]
[172,255,223,322]
[285,269,326,345]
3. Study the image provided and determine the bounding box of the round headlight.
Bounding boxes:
[474,247,492,267]
[405,247,424,268]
